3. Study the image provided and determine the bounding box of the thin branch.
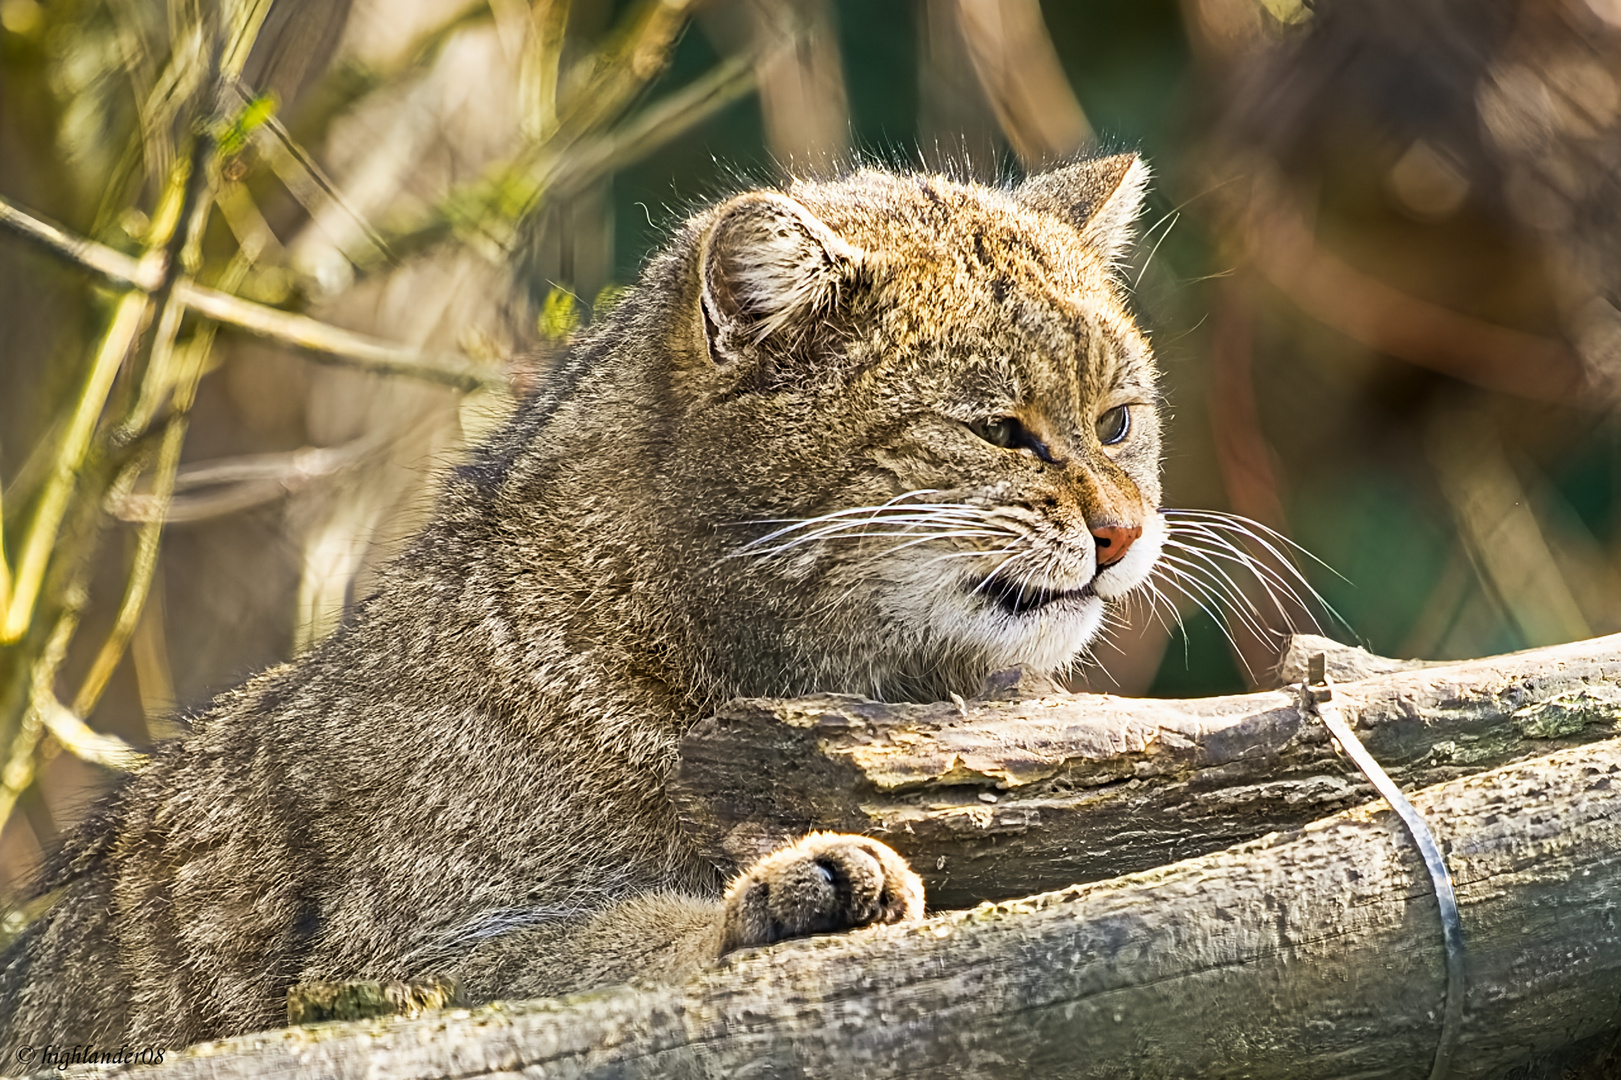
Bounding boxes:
[1427,405,1591,646]
[954,0,1090,165]
[74,337,205,713]
[0,142,211,645]
[748,0,849,164]
[544,51,760,204]
[0,290,150,643]
[37,694,146,772]
[175,279,502,390]
[372,0,746,261]
[233,81,396,265]
[519,0,569,141]
[113,479,284,524]
[0,193,502,392]
[0,607,78,831]
[0,687,45,847]
[108,439,375,524]
[0,474,10,613]
[0,193,165,290]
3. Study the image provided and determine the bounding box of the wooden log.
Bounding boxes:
[94,737,1621,1080]
[1271,631,1442,685]
[674,633,1621,909]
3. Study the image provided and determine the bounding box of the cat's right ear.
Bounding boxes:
[1016,153,1150,268]
[698,192,863,364]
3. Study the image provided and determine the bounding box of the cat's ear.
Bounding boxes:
[699,192,863,363]
[1016,153,1150,267]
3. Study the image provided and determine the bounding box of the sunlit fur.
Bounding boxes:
[1,156,1252,1052]
[686,160,1166,703]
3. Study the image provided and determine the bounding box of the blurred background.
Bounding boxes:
[3,0,1620,896]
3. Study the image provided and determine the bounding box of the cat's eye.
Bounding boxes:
[968,416,1057,463]
[1096,405,1130,446]
[970,416,1023,449]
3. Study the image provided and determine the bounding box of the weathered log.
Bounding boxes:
[674,633,1621,909]
[1273,632,1443,685]
[89,737,1621,1080]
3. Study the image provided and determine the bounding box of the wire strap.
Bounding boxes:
[1305,653,1465,1080]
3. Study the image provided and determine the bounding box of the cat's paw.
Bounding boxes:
[716,832,924,956]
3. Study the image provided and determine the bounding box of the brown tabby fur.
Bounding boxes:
[0,153,1162,1056]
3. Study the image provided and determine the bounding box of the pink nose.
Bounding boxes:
[1091,524,1142,567]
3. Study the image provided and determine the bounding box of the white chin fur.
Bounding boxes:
[963,595,1106,675]
[884,512,1165,679]
[885,569,1108,679]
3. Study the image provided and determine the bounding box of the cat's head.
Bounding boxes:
[650,156,1162,701]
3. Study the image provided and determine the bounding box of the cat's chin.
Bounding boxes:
[874,514,1166,691]
[921,588,1109,679]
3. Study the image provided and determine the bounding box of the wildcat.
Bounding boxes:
[0,152,1162,1052]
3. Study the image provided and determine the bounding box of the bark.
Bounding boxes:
[674,632,1621,908]
[91,735,1621,1080]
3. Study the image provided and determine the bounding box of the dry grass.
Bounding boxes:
[0,0,767,900]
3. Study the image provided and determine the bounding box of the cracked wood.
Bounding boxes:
[673,633,1621,908]
[104,736,1621,1079]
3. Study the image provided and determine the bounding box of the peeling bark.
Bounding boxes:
[674,633,1621,908]
[97,736,1621,1080]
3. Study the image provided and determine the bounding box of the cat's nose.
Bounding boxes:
[1091,524,1142,567]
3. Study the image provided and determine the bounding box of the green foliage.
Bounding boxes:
[216,92,278,160]
[538,286,581,342]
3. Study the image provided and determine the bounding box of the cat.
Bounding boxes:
[0,153,1163,1053]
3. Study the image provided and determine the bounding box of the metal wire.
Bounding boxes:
[1305,653,1465,1080]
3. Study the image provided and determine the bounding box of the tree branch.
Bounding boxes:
[96,732,1621,1079]
[675,632,1621,908]
[0,194,502,392]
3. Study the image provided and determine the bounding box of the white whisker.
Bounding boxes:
[1164,525,1339,633]
[848,530,1012,564]
[1154,551,1275,643]
[924,547,1021,566]
[740,513,1012,560]
[1167,535,1323,634]
[971,550,1034,597]
[1157,539,1301,630]
[1148,564,1256,674]
[1162,509,1345,580]
[1159,508,1351,636]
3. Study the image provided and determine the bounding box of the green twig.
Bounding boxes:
[0,194,166,290]
[38,695,146,772]
[0,480,10,614]
[375,45,758,264]
[74,328,207,718]
[0,606,77,832]
[75,221,242,717]
[178,282,501,389]
[0,289,151,643]
[233,83,396,265]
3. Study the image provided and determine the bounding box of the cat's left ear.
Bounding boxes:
[699,191,864,364]
[1016,152,1150,267]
